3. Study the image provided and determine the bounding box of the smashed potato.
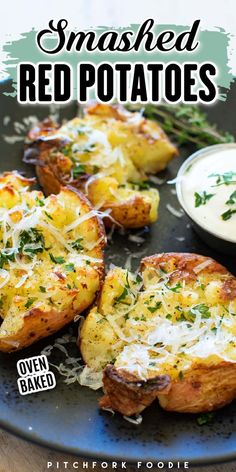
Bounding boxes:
[80,253,236,416]
[24,104,177,228]
[0,172,105,352]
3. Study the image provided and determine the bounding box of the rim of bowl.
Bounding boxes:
[175,143,236,245]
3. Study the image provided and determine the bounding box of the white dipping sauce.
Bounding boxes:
[180,147,236,242]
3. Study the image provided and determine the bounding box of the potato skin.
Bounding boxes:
[24,104,177,228]
[81,252,236,416]
[0,174,105,352]
[158,361,236,413]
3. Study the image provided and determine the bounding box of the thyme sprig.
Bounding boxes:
[127,104,234,148]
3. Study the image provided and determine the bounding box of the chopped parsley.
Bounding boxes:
[196,412,214,426]
[19,228,45,257]
[130,181,150,190]
[189,303,211,320]
[44,210,53,220]
[166,282,182,293]
[25,298,37,309]
[147,301,162,313]
[72,163,86,178]
[0,251,15,268]
[65,263,75,272]
[178,371,184,380]
[194,191,215,207]
[221,208,236,221]
[209,171,236,187]
[35,196,45,207]
[71,237,83,251]
[115,286,128,303]
[226,190,236,205]
[39,286,46,293]
[49,253,66,264]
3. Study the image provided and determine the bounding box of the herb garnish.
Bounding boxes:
[19,228,45,257]
[221,208,236,221]
[35,196,45,207]
[127,104,234,148]
[147,301,162,313]
[209,171,236,187]
[44,210,53,220]
[194,191,215,207]
[71,237,83,251]
[226,190,236,205]
[196,412,214,426]
[189,303,211,320]
[166,282,182,293]
[65,263,75,272]
[25,298,37,309]
[72,163,86,178]
[49,253,66,264]
[130,181,150,190]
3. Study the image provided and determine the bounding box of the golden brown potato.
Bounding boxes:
[80,253,236,416]
[0,172,105,352]
[24,104,177,228]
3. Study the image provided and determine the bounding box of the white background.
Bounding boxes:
[0,0,236,79]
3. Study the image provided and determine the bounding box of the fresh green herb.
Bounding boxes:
[166,313,172,320]
[72,163,86,178]
[130,181,150,190]
[49,253,66,264]
[178,371,184,380]
[177,312,187,322]
[211,327,217,334]
[147,301,162,313]
[25,298,37,309]
[67,284,72,289]
[39,286,46,293]
[127,104,234,148]
[71,237,84,251]
[196,412,214,426]
[115,271,134,304]
[134,274,143,285]
[149,362,156,367]
[44,210,53,220]
[166,282,182,293]
[35,196,45,207]
[189,303,211,319]
[209,171,236,187]
[221,208,236,221]
[86,260,91,265]
[0,251,15,268]
[116,287,129,303]
[19,228,45,257]
[61,145,72,157]
[226,190,236,205]
[194,191,215,207]
[65,263,75,272]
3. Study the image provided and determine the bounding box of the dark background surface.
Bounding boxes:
[0,79,236,465]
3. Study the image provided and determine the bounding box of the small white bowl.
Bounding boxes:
[175,143,236,255]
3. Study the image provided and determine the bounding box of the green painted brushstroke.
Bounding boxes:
[2,23,233,101]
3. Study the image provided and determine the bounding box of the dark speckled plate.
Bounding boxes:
[0,79,236,465]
